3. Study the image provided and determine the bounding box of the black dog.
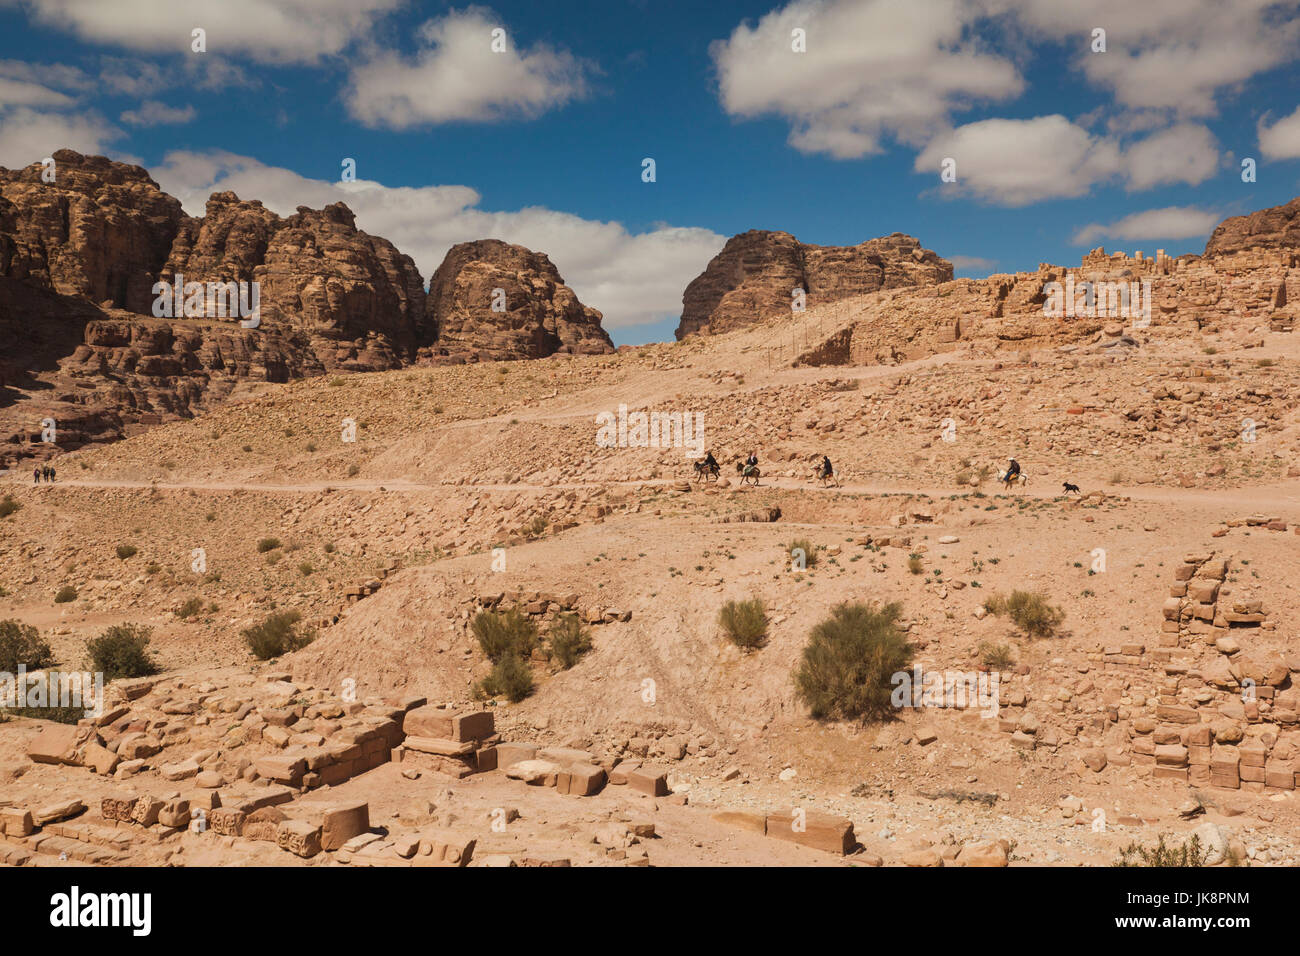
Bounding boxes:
[1062,481,1081,495]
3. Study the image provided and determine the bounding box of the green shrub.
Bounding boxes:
[794,602,913,722]
[472,607,538,663]
[256,537,281,553]
[0,620,54,672]
[718,598,768,649]
[978,641,1015,670]
[785,538,819,569]
[984,590,1065,637]
[242,610,314,660]
[87,624,158,680]
[53,585,78,604]
[347,463,360,477]
[476,653,534,702]
[174,597,204,620]
[1114,834,1208,868]
[115,543,138,560]
[0,496,21,519]
[547,613,592,669]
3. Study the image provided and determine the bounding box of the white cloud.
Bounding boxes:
[714,0,1300,164]
[0,75,76,108]
[996,0,1300,118]
[120,100,196,127]
[1,0,400,64]
[711,0,1023,158]
[151,150,725,332]
[914,115,1121,205]
[345,7,591,128]
[0,106,121,168]
[1259,105,1300,160]
[1122,123,1220,190]
[0,58,124,167]
[947,254,997,272]
[1071,206,1221,246]
[915,116,1220,205]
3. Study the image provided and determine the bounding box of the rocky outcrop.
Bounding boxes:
[1205,197,1300,257]
[795,241,1300,369]
[675,230,952,339]
[0,150,183,313]
[0,151,616,464]
[426,239,613,362]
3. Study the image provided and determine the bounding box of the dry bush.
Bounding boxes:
[718,598,768,649]
[794,602,913,722]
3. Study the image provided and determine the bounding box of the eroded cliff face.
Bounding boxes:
[0,152,612,462]
[426,239,613,362]
[675,230,953,339]
[0,150,183,314]
[1205,197,1300,257]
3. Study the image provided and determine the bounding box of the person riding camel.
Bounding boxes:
[743,450,758,477]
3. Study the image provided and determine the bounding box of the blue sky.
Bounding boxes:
[1,0,1299,345]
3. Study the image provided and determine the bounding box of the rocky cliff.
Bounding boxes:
[426,239,613,362]
[675,230,952,338]
[1205,197,1300,257]
[0,151,613,464]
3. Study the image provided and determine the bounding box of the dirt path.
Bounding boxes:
[13,472,1299,515]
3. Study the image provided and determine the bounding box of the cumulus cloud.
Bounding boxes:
[0,106,122,168]
[1259,105,1300,160]
[914,116,1220,205]
[151,150,725,333]
[1070,206,1221,246]
[992,0,1300,118]
[0,59,123,167]
[711,0,1023,158]
[1122,123,1220,191]
[120,100,196,127]
[946,254,997,273]
[914,115,1121,205]
[0,0,399,63]
[345,7,592,128]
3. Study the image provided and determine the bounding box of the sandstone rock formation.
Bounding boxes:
[426,240,613,362]
[0,150,183,314]
[0,151,613,464]
[1205,196,1300,257]
[794,240,1300,368]
[675,230,952,338]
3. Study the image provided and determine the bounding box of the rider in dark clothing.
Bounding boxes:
[820,455,833,479]
[704,451,719,471]
[1006,458,1021,479]
[743,451,758,477]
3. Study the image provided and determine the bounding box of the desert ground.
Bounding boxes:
[2,301,1298,868]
